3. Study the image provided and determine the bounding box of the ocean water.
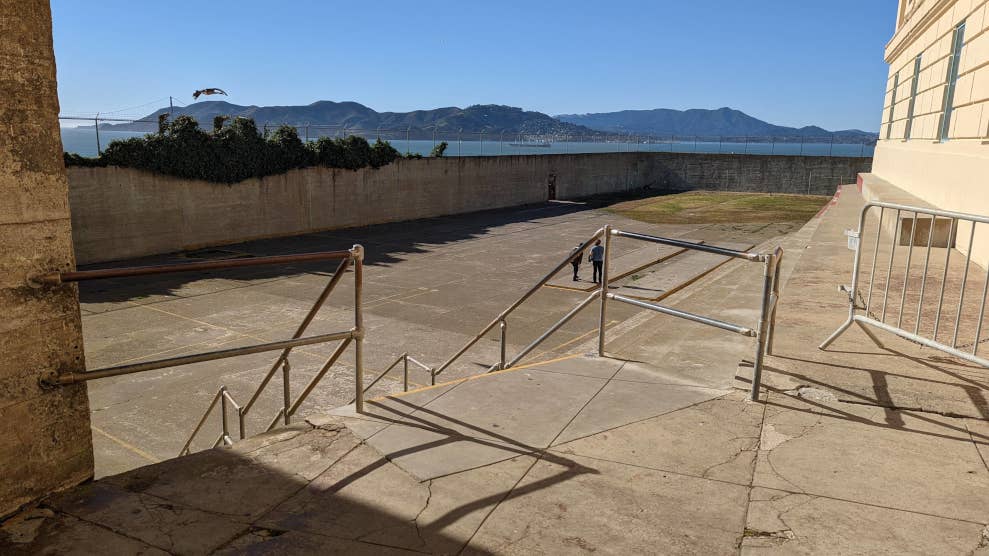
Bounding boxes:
[60,127,875,159]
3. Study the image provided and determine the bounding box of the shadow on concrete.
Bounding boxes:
[4,410,598,554]
[747,367,989,445]
[77,200,598,305]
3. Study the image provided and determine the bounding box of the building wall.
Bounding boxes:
[875,0,989,265]
[0,0,94,517]
[68,152,871,264]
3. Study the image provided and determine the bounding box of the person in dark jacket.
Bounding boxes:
[589,240,604,283]
[569,244,582,281]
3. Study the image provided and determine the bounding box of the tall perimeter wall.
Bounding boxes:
[69,152,872,264]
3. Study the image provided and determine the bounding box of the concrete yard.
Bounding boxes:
[77,197,798,477]
[5,185,989,554]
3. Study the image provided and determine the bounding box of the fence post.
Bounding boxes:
[282,358,291,424]
[220,386,229,443]
[353,245,365,413]
[480,131,484,156]
[95,113,101,155]
[406,126,411,155]
[499,320,507,370]
[750,254,775,401]
[403,354,409,392]
[458,129,462,157]
[598,225,613,356]
[500,132,505,155]
[829,134,835,156]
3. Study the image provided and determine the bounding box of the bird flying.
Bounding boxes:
[192,88,227,100]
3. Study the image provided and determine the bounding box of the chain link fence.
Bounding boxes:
[59,116,877,159]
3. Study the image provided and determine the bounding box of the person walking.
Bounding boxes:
[589,240,605,284]
[569,244,583,281]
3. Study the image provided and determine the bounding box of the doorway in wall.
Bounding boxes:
[547,173,557,200]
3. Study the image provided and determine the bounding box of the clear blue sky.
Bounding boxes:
[51,0,895,132]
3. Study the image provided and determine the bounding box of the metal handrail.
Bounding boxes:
[29,246,367,457]
[432,227,605,378]
[180,245,366,455]
[350,352,435,403]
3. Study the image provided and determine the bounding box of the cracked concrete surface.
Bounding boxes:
[4,186,989,553]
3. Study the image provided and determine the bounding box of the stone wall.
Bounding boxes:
[68,152,872,264]
[0,0,94,517]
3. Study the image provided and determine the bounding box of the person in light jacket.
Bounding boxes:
[589,240,604,284]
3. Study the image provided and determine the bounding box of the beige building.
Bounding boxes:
[873,0,989,264]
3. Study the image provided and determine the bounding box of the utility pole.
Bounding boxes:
[169,96,174,118]
[94,112,101,155]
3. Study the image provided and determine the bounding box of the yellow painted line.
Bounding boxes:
[92,425,159,464]
[369,352,585,402]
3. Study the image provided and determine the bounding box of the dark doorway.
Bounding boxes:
[547,173,557,200]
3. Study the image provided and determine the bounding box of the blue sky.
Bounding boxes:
[51,0,895,132]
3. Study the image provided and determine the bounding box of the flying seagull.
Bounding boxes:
[192,88,227,100]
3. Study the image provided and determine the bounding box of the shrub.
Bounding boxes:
[63,115,403,183]
[430,141,448,157]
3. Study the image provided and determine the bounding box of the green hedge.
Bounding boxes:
[64,116,403,183]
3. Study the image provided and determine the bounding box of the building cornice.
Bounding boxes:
[885,0,955,62]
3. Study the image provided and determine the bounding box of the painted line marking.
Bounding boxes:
[92,425,159,464]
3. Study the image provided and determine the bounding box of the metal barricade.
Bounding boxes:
[30,247,368,456]
[820,201,989,368]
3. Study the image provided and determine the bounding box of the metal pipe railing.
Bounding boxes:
[504,291,600,369]
[612,230,764,262]
[432,227,604,377]
[46,330,355,385]
[32,250,353,286]
[241,257,350,416]
[608,294,756,336]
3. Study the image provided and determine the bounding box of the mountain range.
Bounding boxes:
[95,101,877,141]
[556,108,875,140]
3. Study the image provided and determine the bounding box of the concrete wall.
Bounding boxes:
[69,152,871,264]
[874,0,989,267]
[0,0,94,517]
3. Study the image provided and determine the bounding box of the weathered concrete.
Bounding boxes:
[68,152,870,264]
[0,0,93,517]
[76,200,797,477]
[8,192,989,553]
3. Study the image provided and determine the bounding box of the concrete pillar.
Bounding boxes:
[0,0,94,517]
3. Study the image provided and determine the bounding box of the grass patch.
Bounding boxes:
[605,190,829,225]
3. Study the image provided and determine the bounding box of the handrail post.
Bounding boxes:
[220,386,230,444]
[750,253,775,402]
[499,320,507,370]
[353,245,366,413]
[403,353,409,392]
[598,225,613,356]
[282,359,291,425]
[766,249,784,356]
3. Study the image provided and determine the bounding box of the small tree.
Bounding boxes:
[430,141,448,157]
[212,115,230,133]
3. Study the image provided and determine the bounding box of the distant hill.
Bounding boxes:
[95,101,603,137]
[556,107,877,142]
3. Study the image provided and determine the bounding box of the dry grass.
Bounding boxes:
[605,190,829,225]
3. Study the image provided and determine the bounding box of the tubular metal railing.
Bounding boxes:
[418,225,783,402]
[820,201,989,368]
[351,352,433,404]
[31,247,369,457]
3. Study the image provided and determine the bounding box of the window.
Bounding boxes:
[904,54,922,140]
[886,72,899,140]
[939,21,966,142]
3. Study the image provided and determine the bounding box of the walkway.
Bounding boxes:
[4,186,989,554]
